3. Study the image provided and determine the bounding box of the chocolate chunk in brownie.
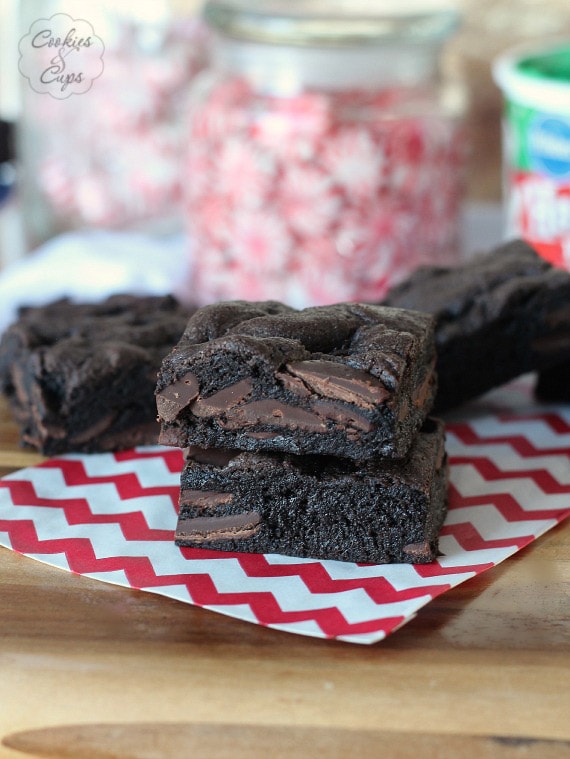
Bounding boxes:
[383,239,570,412]
[0,294,192,454]
[156,301,436,461]
[174,418,448,564]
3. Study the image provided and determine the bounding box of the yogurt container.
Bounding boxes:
[494,42,570,269]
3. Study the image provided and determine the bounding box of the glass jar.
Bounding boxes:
[18,0,207,247]
[185,0,466,307]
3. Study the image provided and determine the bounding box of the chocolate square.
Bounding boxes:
[383,239,570,411]
[156,301,436,461]
[175,419,448,564]
[0,294,191,454]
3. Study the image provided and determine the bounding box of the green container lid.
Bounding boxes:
[493,41,570,114]
[517,46,570,83]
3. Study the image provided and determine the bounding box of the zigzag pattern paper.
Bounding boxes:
[0,378,568,644]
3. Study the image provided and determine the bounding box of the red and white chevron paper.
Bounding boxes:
[0,378,568,644]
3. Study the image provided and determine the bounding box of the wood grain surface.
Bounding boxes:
[0,394,569,759]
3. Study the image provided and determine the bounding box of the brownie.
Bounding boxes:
[535,364,570,403]
[0,294,192,454]
[156,301,436,461]
[382,239,570,412]
[174,418,448,564]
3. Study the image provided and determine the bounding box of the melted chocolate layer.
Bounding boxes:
[156,374,199,422]
[176,512,262,543]
[190,378,253,417]
[285,360,390,408]
[179,489,234,512]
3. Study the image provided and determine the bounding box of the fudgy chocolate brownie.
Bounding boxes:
[156,301,436,461]
[383,239,570,412]
[535,364,570,402]
[0,294,192,454]
[175,419,448,564]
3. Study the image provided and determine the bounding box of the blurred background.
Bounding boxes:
[0,0,568,315]
[1,0,205,259]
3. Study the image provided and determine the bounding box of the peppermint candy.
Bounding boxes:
[31,19,207,233]
[185,78,466,306]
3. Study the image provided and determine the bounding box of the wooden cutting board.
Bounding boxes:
[0,395,569,759]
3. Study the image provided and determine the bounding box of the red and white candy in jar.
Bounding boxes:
[18,0,208,246]
[185,0,466,307]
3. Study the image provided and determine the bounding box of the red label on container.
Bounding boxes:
[509,171,570,269]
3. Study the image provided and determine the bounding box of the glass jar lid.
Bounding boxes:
[203,0,460,47]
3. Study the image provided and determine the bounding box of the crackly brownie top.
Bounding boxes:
[5,294,189,349]
[0,294,191,393]
[383,239,570,338]
[157,300,435,398]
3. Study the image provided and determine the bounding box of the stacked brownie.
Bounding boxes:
[0,294,192,454]
[156,301,449,564]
